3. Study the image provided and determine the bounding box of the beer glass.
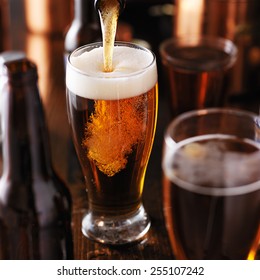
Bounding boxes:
[162,108,260,259]
[66,42,158,244]
[159,36,237,116]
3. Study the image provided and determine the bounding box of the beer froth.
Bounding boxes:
[66,45,157,100]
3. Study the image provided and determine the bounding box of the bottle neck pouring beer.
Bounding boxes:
[94,0,126,14]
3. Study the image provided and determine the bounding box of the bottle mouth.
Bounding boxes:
[1,58,38,84]
[0,51,26,76]
[94,0,126,15]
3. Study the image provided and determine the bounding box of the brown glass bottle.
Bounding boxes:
[64,0,100,57]
[0,56,74,260]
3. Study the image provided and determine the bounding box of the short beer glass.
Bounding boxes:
[162,108,260,259]
[66,42,158,244]
[159,37,237,116]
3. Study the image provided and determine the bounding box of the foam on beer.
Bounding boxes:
[66,46,157,100]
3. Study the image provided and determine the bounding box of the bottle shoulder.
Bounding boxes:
[64,21,101,51]
[0,174,72,226]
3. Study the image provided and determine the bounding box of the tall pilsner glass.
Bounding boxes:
[66,42,158,245]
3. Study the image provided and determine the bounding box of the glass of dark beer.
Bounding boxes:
[159,36,237,116]
[66,41,158,245]
[162,108,260,259]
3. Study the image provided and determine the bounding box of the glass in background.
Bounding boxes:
[173,0,260,102]
[159,36,237,116]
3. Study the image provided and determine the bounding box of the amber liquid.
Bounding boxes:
[67,85,158,216]
[163,136,260,259]
[163,45,231,116]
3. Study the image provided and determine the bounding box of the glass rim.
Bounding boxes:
[159,36,238,71]
[67,41,157,79]
[163,107,260,196]
[165,107,258,140]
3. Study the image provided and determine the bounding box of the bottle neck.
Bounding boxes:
[1,60,53,181]
[64,0,100,55]
[74,0,93,24]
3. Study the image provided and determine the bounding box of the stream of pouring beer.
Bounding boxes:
[96,0,121,72]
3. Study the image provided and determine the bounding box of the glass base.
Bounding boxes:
[81,205,151,245]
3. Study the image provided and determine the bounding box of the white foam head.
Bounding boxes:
[66,42,157,100]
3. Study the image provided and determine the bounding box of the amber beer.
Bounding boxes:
[66,42,158,244]
[160,37,237,116]
[163,134,260,260]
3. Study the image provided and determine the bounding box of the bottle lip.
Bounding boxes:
[0,51,26,76]
[1,58,38,84]
[94,0,126,14]
[0,51,26,65]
